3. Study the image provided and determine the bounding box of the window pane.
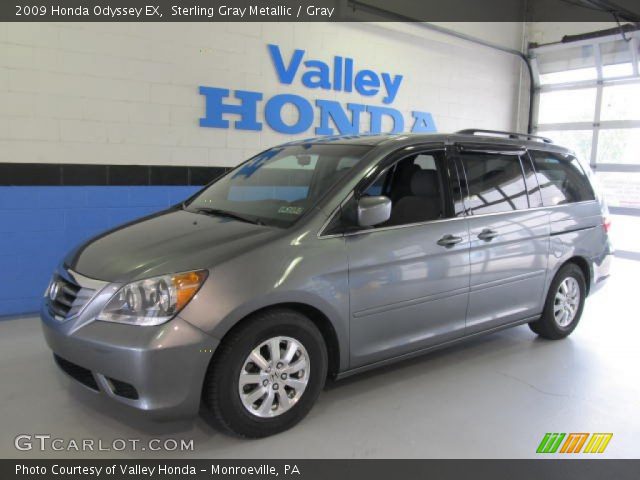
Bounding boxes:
[536,130,593,164]
[188,144,370,227]
[539,68,597,84]
[460,153,528,214]
[595,171,640,209]
[536,45,597,85]
[363,171,388,196]
[600,39,633,79]
[602,63,634,78]
[538,88,596,124]
[530,151,596,206]
[597,128,640,164]
[386,152,446,225]
[373,152,438,198]
[413,154,436,170]
[601,84,640,121]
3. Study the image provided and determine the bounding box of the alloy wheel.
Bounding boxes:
[238,336,310,418]
[554,277,580,327]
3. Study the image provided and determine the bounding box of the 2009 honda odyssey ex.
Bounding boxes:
[41,130,612,437]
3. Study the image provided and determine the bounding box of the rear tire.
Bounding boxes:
[529,263,586,340]
[202,309,327,438]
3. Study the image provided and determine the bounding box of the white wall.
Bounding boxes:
[0,22,524,168]
[431,22,525,49]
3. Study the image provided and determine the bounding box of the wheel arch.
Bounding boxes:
[564,255,592,296]
[211,302,342,379]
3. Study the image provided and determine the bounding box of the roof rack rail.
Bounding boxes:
[456,129,553,144]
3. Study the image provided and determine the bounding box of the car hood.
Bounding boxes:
[64,209,280,283]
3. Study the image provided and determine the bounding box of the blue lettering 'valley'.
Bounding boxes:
[267,44,403,104]
[199,44,436,136]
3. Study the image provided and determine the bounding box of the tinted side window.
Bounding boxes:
[385,152,446,225]
[355,150,447,228]
[530,151,596,206]
[362,170,389,197]
[459,152,529,214]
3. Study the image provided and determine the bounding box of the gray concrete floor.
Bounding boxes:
[1,215,639,459]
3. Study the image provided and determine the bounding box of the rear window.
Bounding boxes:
[530,151,595,206]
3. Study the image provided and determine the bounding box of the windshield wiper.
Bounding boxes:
[192,207,265,226]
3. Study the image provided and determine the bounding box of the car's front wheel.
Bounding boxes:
[202,309,327,438]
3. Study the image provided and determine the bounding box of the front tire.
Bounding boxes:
[529,263,586,340]
[202,309,327,438]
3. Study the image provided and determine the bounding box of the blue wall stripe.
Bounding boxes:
[0,186,200,317]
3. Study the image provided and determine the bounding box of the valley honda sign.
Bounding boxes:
[199,44,436,135]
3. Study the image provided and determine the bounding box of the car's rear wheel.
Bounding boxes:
[202,309,327,438]
[529,263,586,340]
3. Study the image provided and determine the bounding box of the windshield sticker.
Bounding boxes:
[278,206,304,215]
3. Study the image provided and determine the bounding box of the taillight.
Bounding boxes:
[603,216,611,234]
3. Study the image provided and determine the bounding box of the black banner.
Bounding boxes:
[4,459,640,480]
[2,0,640,22]
[0,459,640,480]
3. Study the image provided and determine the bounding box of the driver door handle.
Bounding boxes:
[477,229,499,241]
[437,234,463,248]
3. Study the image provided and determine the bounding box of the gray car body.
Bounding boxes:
[41,133,613,418]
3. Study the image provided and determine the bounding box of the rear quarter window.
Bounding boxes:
[530,151,595,206]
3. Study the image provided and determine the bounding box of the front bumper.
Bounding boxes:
[41,303,219,419]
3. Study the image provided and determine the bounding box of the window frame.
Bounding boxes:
[528,149,596,206]
[453,143,532,216]
[319,144,460,237]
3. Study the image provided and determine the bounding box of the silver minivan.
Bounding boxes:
[41,130,612,437]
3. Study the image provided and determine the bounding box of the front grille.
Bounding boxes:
[53,354,99,391]
[107,377,139,400]
[47,274,96,320]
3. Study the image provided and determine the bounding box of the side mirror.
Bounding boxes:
[357,196,391,227]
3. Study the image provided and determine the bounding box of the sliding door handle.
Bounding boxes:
[477,229,499,241]
[437,234,463,248]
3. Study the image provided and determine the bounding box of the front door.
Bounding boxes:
[346,148,471,368]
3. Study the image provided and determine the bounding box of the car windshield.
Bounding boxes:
[185,144,371,227]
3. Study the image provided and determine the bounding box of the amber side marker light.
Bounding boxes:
[174,270,208,311]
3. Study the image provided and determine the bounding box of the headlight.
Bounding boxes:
[97,270,208,326]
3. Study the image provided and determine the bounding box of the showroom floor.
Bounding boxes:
[1,215,638,459]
